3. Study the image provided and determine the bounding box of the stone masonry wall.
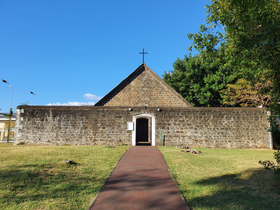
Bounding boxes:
[14,106,271,149]
[15,106,132,146]
[156,107,271,149]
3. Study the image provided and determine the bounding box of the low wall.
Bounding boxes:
[14,106,271,149]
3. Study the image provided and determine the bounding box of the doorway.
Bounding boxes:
[132,114,155,146]
[136,118,150,145]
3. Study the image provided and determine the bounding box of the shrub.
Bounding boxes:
[259,150,280,182]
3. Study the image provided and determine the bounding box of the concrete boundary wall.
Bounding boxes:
[14,106,271,149]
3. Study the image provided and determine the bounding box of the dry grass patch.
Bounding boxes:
[159,146,280,210]
[0,143,129,210]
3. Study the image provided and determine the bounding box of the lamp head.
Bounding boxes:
[1,79,7,84]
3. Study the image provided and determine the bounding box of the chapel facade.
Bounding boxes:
[14,63,272,149]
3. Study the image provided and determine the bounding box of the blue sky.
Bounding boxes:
[0,0,211,113]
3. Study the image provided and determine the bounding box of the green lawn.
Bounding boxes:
[159,146,280,210]
[1,143,279,210]
[0,143,129,210]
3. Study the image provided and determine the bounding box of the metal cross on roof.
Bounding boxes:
[139,48,148,63]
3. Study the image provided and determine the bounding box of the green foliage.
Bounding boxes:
[259,150,280,182]
[205,0,279,73]
[183,0,280,111]
[204,0,280,113]
[220,78,273,107]
[163,47,237,107]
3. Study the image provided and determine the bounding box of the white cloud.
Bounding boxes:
[46,93,102,106]
[84,93,102,100]
[47,102,95,106]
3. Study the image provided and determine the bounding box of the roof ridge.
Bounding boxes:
[143,65,191,107]
[95,63,145,106]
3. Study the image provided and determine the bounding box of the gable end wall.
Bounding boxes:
[103,66,190,107]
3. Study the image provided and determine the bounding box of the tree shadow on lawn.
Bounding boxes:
[183,168,280,210]
[0,164,105,209]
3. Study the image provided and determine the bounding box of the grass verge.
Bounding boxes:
[159,146,280,210]
[0,143,129,210]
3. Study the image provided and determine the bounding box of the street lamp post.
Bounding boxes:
[29,91,38,105]
[1,79,13,143]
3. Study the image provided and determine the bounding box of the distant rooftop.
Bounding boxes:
[0,113,16,120]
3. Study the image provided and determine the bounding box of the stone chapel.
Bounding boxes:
[14,63,272,149]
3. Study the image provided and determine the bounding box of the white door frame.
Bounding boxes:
[132,114,155,146]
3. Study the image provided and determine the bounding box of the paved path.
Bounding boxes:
[89,146,188,210]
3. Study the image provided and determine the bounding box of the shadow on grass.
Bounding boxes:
[0,164,105,208]
[183,168,280,210]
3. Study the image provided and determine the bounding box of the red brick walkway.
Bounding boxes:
[89,146,188,210]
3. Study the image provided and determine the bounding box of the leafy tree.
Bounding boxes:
[200,0,279,110]
[162,2,239,107]
[167,0,280,110]
[163,44,237,107]
[220,78,273,107]
[186,0,280,136]
[206,0,280,76]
